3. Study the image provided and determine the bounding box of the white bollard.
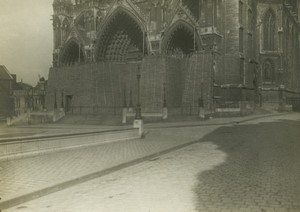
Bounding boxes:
[199,107,205,120]
[122,107,127,124]
[133,119,144,138]
[162,107,168,120]
[6,117,11,126]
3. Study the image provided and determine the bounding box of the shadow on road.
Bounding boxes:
[194,120,300,211]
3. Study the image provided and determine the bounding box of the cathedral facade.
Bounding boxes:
[46,0,300,115]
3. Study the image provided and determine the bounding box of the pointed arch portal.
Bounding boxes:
[96,8,147,62]
[60,39,85,66]
[162,21,201,56]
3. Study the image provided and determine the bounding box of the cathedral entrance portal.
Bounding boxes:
[96,8,147,62]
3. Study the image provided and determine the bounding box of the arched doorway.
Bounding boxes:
[60,39,85,66]
[162,20,201,56]
[96,8,147,62]
[262,59,275,84]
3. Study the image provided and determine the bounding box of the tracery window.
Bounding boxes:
[263,9,276,51]
[248,9,253,32]
[239,1,243,25]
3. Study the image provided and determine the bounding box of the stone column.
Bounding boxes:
[278,85,286,111]
[54,90,57,110]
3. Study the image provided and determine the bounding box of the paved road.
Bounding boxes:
[0,124,219,209]
[0,112,281,140]
[3,113,300,212]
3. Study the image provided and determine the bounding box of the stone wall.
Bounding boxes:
[224,0,239,55]
[260,88,300,111]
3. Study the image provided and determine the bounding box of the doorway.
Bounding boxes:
[65,95,73,113]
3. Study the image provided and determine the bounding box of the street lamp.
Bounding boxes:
[61,90,64,109]
[250,59,259,97]
[163,82,167,107]
[135,63,142,119]
[54,89,57,109]
[123,86,127,108]
[31,88,34,111]
[211,44,218,115]
[129,88,133,108]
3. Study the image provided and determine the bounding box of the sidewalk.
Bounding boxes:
[0,124,131,141]
[0,112,295,210]
[0,111,286,141]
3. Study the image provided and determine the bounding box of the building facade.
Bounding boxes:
[0,65,47,120]
[46,0,300,115]
[0,65,14,120]
[13,78,47,116]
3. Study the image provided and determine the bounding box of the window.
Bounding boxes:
[262,59,274,83]
[248,9,253,32]
[239,1,243,25]
[263,9,276,51]
[240,58,245,84]
[248,33,253,58]
[239,27,244,53]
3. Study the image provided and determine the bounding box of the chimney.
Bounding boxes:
[11,74,17,83]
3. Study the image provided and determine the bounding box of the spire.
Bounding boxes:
[53,0,72,6]
[53,0,72,14]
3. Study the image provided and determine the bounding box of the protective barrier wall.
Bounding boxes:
[46,54,215,114]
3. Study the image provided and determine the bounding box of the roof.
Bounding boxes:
[14,82,32,91]
[0,65,13,80]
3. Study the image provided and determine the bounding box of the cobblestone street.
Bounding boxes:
[1,0,300,211]
[1,113,300,212]
[195,118,300,212]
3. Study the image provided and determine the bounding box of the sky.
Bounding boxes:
[0,0,53,86]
